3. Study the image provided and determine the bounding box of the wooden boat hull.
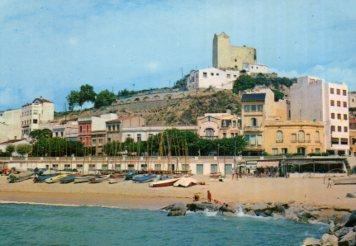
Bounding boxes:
[149,178,179,188]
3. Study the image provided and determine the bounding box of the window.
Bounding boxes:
[108,126,111,131]
[154,164,161,171]
[337,126,342,132]
[205,128,215,138]
[281,148,288,154]
[33,119,38,124]
[331,125,335,132]
[315,131,320,142]
[343,90,346,96]
[251,105,257,112]
[337,114,341,120]
[244,105,250,112]
[291,133,297,143]
[137,134,142,142]
[210,73,214,76]
[115,164,121,171]
[344,126,348,132]
[223,133,226,138]
[79,126,82,132]
[226,74,230,78]
[276,130,283,143]
[298,130,305,143]
[331,138,339,145]
[272,148,278,155]
[337,89,340,95]
[337,101,341,107]
[210,164,218,173]
[216,73,219,76]
[330,100,335,106]
[251,118,258,127]
[340,138,348,145]
[343,102,347,107]
[330,88,334,94]
[315,148,320,153]
[331,113,335,119]
[344,114,348,120]
[203,72,207,78]
[306,133,310,143]
[257,105,263,111]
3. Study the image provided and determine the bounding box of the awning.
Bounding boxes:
[257,161,279,168]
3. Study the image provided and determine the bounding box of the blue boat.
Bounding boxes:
[33,173,57,183]
[132,174,156,183]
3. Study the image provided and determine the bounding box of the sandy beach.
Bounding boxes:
[0,175,355,210]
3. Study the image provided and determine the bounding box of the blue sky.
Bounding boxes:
[0,0,355,111]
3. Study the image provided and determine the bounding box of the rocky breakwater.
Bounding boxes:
[163,201,355,245]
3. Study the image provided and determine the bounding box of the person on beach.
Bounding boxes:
[327,178,333,189]
[207,190,212,202]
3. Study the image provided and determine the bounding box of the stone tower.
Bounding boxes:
[212,32,256,71]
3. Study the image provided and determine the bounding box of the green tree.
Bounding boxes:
[117,89,136,98]
[16,144,32,157]
[32,138,86,157]
[94,90,117,108]
[29,129,52,140]
[79,84,96,107]
[67,90,80,111]
[5,145,15,156]
[172,74,189,90]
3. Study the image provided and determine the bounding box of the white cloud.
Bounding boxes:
[146,61,159,73]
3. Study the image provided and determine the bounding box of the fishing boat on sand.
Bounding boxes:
[45,174,68,184]
[74,175,95,183]
[34,173,57,183]
[149,178,180,188]
[60,175,76,184]
[108,178,119,184]
[132,174,156,183]
[7,171,34,183]
[89,175,110,183]
[124,172,136,180]
[173,177,198,188]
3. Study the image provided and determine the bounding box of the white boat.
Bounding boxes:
[173,177,198,188]
[149,178,180,188]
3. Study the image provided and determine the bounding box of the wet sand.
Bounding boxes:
[0,176,355,210]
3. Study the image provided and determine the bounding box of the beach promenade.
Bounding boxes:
[1,176,355,210]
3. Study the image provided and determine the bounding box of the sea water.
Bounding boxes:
[0,203,327,246]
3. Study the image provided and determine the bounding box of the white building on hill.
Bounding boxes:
[186,67,239,90]
[21,97,55,138]
[290,76,349,155]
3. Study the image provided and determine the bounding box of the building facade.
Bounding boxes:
[350,117,356,156]
[21,97,54,138]
[186,67,240,90]
[106,116,146,143]
[78,113,118,148]
[0,109,22,142]
[290,76,349,155]
[212,32,256,71]
[241,88,288,154]
[120,126,198,142]
[242,64,271,75]
[197,112,241,139]
[263,121,325,155]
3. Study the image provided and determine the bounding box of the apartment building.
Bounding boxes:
[263,121,325,155]
[21,97,54,138]
[350,117,356,156]
[197,111,241,139]
[106,116,146,143]
[78,113,118,149]
[241,88,288,155]
[0,109,22,142]
[290,76,349,155]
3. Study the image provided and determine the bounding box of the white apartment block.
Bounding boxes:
[186,67,239,90]
[0,109,22,142]
[21,97,55,137]
[290,76,349,155]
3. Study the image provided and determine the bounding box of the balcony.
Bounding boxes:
[243,126,262,132]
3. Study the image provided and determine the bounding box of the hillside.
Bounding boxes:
[55,89,241,126]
